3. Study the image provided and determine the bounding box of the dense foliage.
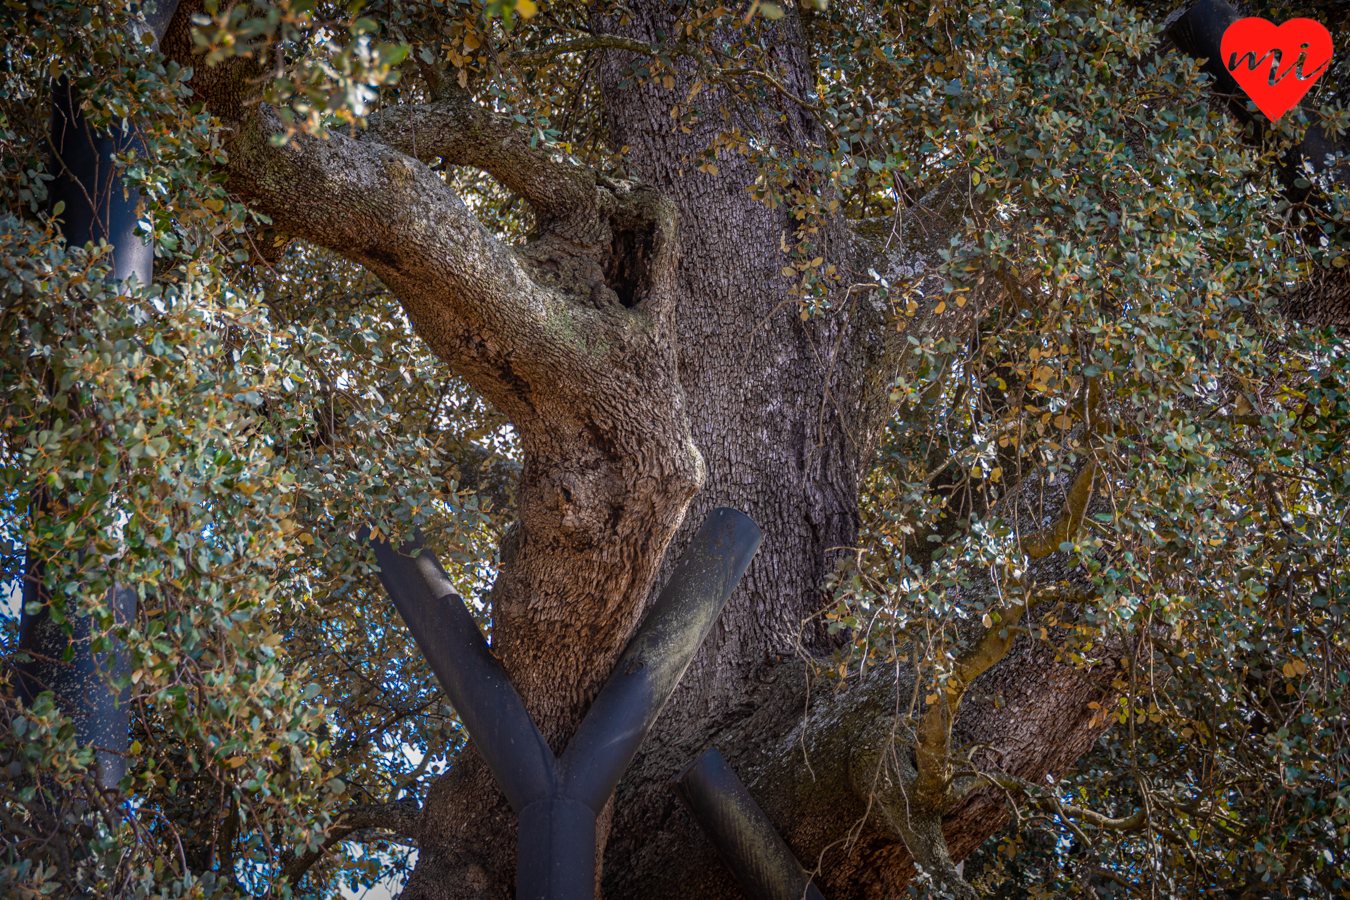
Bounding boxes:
[1,0,1347,898]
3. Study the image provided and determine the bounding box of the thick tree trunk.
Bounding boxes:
[590,6,880,895]
[401,11,876,893]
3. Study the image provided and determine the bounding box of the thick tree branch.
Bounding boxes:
[342,799,423,836]
[164,3,686,422]
[217,105,629,405]
[513,35,656,66]
[1017,459,1098,561]
[361,91,613,245]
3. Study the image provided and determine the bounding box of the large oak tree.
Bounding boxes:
[3,0,1349,898]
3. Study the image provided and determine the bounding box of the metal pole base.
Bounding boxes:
[516,798,597,900]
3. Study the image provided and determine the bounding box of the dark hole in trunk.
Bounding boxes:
[606,226,654,308]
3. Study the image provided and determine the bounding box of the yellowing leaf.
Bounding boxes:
[934,301,946,314]
[516,0,538,17]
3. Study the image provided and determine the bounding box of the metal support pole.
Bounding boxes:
[15,584,137,784]
[13,0,180,790]
[362,526,554,812]
[516,799,597,900]
[672,746,826,900]
[365,508,762,900]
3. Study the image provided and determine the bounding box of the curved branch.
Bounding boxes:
[1018,459,1098,561]
[163,2,685,422]
[360,91,611,245]
[218,106,634,407]
[513,35,656,66]
[979,771,1146,832]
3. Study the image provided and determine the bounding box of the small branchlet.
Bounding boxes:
[850,457,1100,898]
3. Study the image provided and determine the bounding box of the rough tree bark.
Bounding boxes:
[157,2,1225,898]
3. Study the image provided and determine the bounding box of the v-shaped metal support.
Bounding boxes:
[363,508,761,900]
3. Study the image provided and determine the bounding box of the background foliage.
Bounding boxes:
[1,0,1347,897]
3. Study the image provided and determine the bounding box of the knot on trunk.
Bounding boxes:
[519,237,619,308]
[513,449,641,559]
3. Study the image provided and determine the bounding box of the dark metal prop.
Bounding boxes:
[673,746,826,900]
[13,0,181,789]
[364,508,762,900]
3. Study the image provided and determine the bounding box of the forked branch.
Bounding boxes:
[162,1,682,419]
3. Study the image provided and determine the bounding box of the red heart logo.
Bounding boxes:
[1220,17,1334,121]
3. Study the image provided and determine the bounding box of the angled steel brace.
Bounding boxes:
[363,508,762,900]
[673,746,827,900]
